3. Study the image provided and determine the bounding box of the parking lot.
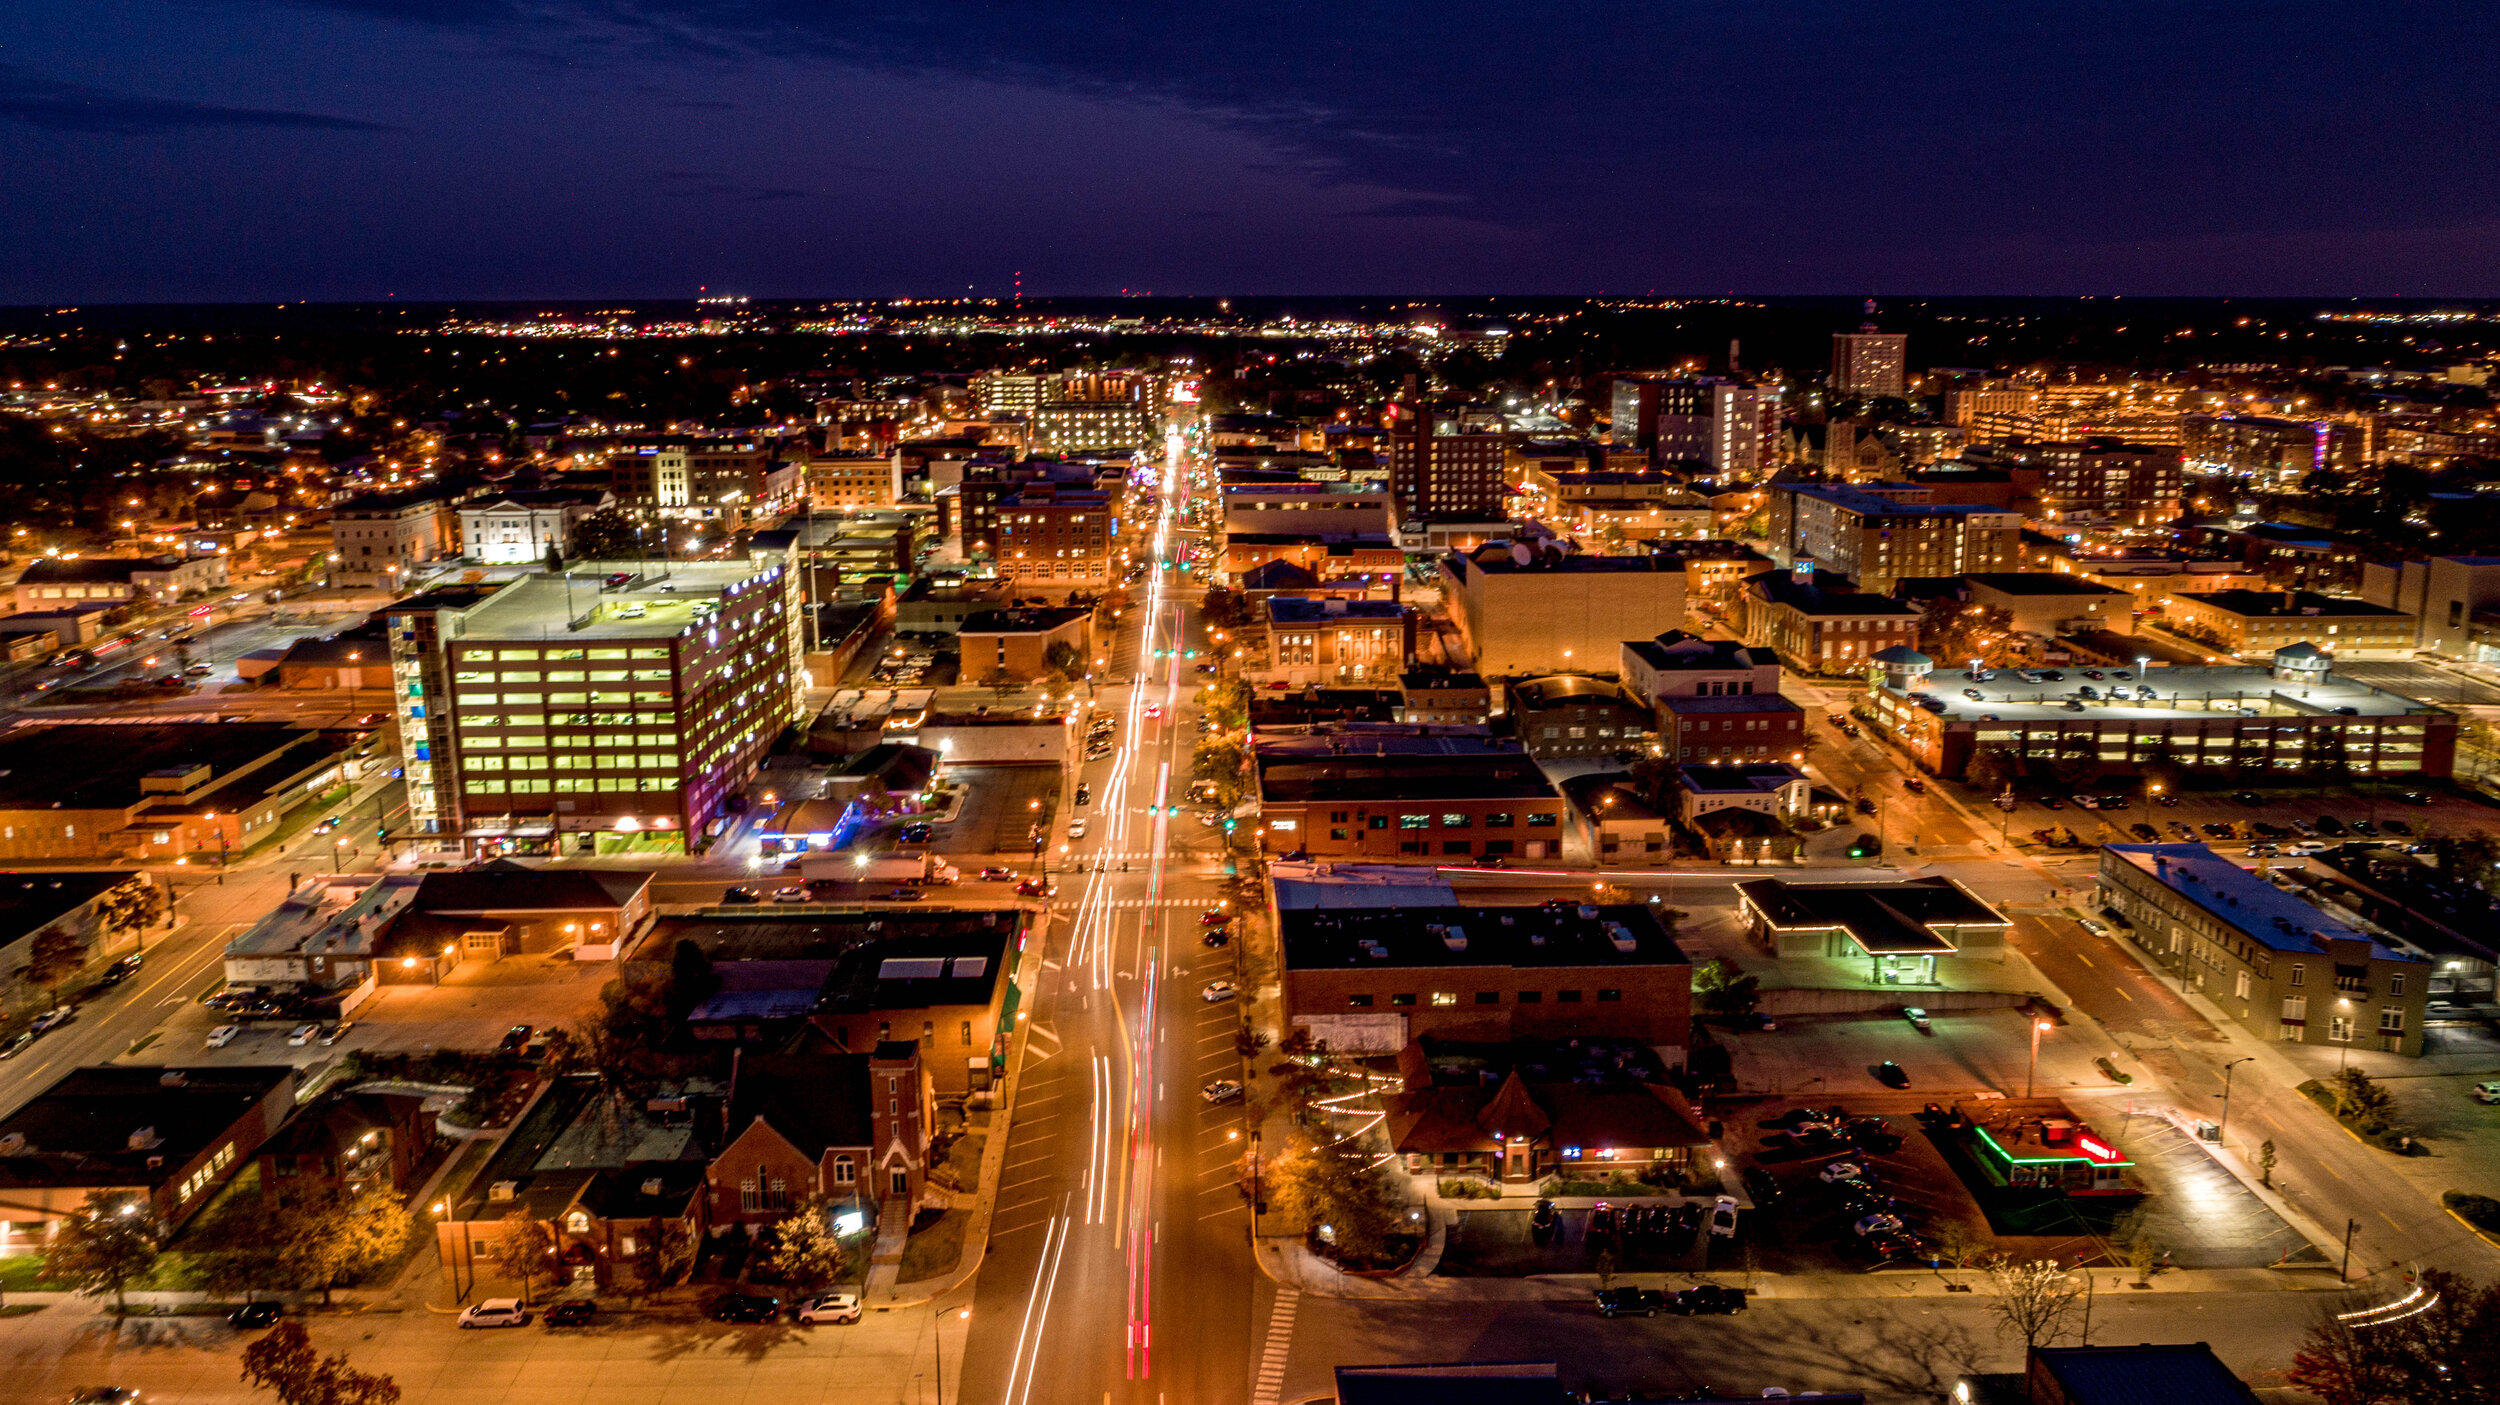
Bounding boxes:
[1991,780,2471,858]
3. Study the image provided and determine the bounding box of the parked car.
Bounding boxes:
[771,886,809,904]
[1067,819,1088,839]
[286,1023,319,1048]
[1666,1284,1748,1315]
[97,955,141,986]
[1819,1161,1868,1183]
[0,1031,31,1059]
[2474,1082,2500,1105]
[2397,791,2433,806]
[721,886,761,904]
[320,1022,353,1047]
[28,1006,73,1033]
[2383,819,2413,836]
[1202,980,1238,1003]
[1202,929,1230,947]
[796,1292,861,1325]
[899,824,932,842]
[1707,1195,1741,1238]
[1202,1080,1244,1104]
[2284,841,2328,857]
[2078,917,2109,937]
[1595,1287,1669,1318]
[2315,815,2347,837]
[1874,1061,1910,1088]
[1201,907,1232,925]
[1073,784,1091,806]
[1901,1006,1931,1034]
[2128,823,2160,841]
[205,1024,240,1049]
[543,1300,597,1327]
[228,1299,282,1329]
[1530,1199,1560,1242]
[1853,1213,1905,1237]
[458,1298,530,1329]
[499,1025,533,1054]
[709,1293,782,1324]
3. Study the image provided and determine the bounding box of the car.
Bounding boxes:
[2201,822,2233,838]
[2062,699,2086,712]
[1016,879,1057,898]
[543,1299,598,1327]
[1145,704,1163,720]
[2156,793,2182,809]
[227,1300,282,1330]
[2315,815,2346,837]
[795,1292,861,1325]
[2128,823,2160,841]
[1901,777,1925,793]
[2350,818,2378,836]
[2166,822,2196,839]
[1202,980,1238,1003]
[2136,685,2159,701]
[1874,1061,1910,1088]
[2474,1082,2500,1105]
[721,886,761,904]
[1202,929,1230,947]
[1855,797,1878,815]
[1068,819,1088,839]
[2289,819,2318,838]
[312,816,341,834]
[286,1023,320,1047]
[2398,791,2433,806]
[97,955,141,986]
[2384,819,2413,836]
[2040,796,2064,809]
[1201,907,1232,926]
[2098,794,2131,810]
[2072,794,2099,810]
[898,823,933,843]
[1667,1284,1748,1315]
[2037,670,2065,682]
[1901,1006,1931,1033]
[1962,688,1984,702]
[27,1004,78,1034]
[320,1022,353,1047]
[205,1024,241,1048]
[885,887,927,902]
[1707,1195,1740,1238]
[489,1026,530,1057]
[2078,916,2110,937]
[710,1293,782,1323]
[1864,1231,1935,1266]
[184,664,214,677]
[2284,841,2328,857]
[771,886,809,904]
[1819,1161,1868,1183]
[1853,1213,1905,1237]
[980,867,1017,882]
[459,1298,531,1328]
[2082,669,2105,680]
[1074,783,1091,806]
[0,1031,31,1060]
[1595,1287,1669,1318]
[1202,1079,1244,1104]
[2075,685,2099,700]
[66,1391,141,1405]
[2233,790,2264,807]
[2252,821,2288,838]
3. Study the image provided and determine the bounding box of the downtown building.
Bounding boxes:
[1387,402,1508,520]
[606,435,801,532]
[385,562,801,856]
[1829,328,1908,398]
[1763,482,2021,594]
[1608,375,1770,476]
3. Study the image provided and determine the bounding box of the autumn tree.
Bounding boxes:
[46,1192,159,1311]
[1692,959,1761,1015]
[567,507,643,562]
[278,1182,415,1304]
[484,1210,558,1302]
[1043,641,1085,685]
[2291,1269,2500,1405]
[241,1319,402,1405]
[1199,677,1252,732]
[632,1219,696,1300]
[1191,737,1251,810]
[763,1198,857,1293]
[93,879,167,941]
[24,922,89,998]
[1263,1130,1403,1266]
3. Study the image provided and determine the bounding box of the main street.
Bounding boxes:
[954,434,1258,1405]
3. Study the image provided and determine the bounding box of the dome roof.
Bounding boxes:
[1869,645,1933,668]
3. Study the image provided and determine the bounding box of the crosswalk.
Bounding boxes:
[1086,896,1215,910]
[1251,1287,1298,1405]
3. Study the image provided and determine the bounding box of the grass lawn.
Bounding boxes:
[896,1210,968,1285]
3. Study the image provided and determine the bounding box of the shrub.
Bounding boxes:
[1436,1177,1502,1201]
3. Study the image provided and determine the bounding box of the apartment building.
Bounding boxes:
[1438,545,1688,678]
[1387,404,1507,518]
[2008,442,2183,527]
[383,562,799,855]
[805,453,902,511]
[1765,482,2020,593]
[1609,376,1769,476]
[2165,590,2415,659]
[2099,844,2426,1056]
[1830,329,1908,398]
[329,491,455,588]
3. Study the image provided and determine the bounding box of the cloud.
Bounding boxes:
[0,73,390,135]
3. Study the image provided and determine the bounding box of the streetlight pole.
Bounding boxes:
[2217,1056,2253,1146]
[932,1303,970,1405]
[2026,1019,2051,1099]
[2338,998,2355,1071]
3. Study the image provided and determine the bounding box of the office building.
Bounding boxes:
[1766,483,2021,593]
[1506,676,1653,759]
[993,485,1120,593]
[1617,630,1781,707]
[1655,693,1807,765]
[1862,643,2457,780]
[1254,732,1568,861]
[606,436,795,529]
[1031,371,1161,454]
[0,722,358,862]
[1387,403,1507,518]
[2099,844,2427,1056]
[971,370,1049,417]
[12,553,230,611]
[1264,597,1416,686]
[2164,590,2414,659]
[1740,567,1921,675]
[329,491,456,588]
[1438,545,1688,678]
[1397,670,1492,726]
[2362,555,2500,657]
[1962,574,2135,640]
[2182,415,2369,488]
[1944,377,2040,431]
[0,1065,298,1227]
[1610,376,1768,475]
[1830,329,1908,399]
[959,607,1093,683]
[805,453,902,511]
[384,562,799,855]
[456,489,610,566]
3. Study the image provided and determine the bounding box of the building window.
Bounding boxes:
[1556,990,1581,1003]
[1597,989,1622,1002]
[1347,994,1374,1008]
[1400,814,1429,829]
[2380,1008,2405,1034]
[1390,993,1417,1007]
[1430,992,1457,1007]
[2390,972,2405,997]
[2330,1014,2354,1044]
[834,1156,855,1184]
[1516,991,1542,1003]
[1475,992,1499,1004]
[2233,970,2250,1000]
[2289,963,2304,987]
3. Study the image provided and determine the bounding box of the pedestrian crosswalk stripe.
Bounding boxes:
[1251,1289,1300,1405]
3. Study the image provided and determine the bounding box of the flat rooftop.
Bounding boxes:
[1964,573,2131,597]
[0,722,311,811]
[1894,664,2445,724]
[2105,843,2417,961]
[453,561,780,642]
[2179,590,2408,620]
[1267,597,1409,624]
[1282,902,1687,972]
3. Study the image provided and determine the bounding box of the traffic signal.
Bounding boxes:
[1223,817,1237,832]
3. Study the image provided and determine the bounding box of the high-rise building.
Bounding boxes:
[386,561,800,856]
[1611,377,1768,477]
[605,436,796,530]
[970,371,1048,417]
[992,484,1121,594]
[2005,442,2184,527]
[1829,328,1908,399]
[1765,482,2020,593]
[1387,404,1507,519]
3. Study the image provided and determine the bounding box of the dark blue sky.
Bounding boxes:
[7,2,2497,302]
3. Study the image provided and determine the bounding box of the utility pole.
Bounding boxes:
[2341,1217,2358,1282]
[2217,1056,2253,1146]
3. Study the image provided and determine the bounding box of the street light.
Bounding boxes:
[2337,997,2355,1070]
[933,1303,971,1405]
[2026,1018,2052,1099]
[2217,1055,2253,1146]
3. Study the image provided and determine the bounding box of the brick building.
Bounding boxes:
[958,607,1093,683]
[1255,733,1567,861]
[705,1046,932,1223]
[1263,597,1416,686]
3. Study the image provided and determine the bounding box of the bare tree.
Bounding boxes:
[483,1211,558,1302]
[1981,1255,2082,1355]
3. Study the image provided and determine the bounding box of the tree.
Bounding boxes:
[2258,1138,2277,1188]
[668,939,719,1017]
[567,507,642,562]
[2046,752,2104,790]
[633,1219,696,1300]
[241,1319,403,1405]
[278,1182,415,1305]
[1043,640,1085,684]
[24,921,89,997]
[763,1198,857,1293]
[1263,1131,1403,1266]
[93,879,166,944]
[2127,1234,2162,1288]
[980,666,1021,702]
[1980,1255,2082,1354]
[2324,1066,2397,1133]
[544,541,564,574]
[46,1192,159,1311]
[1692,959,1760,1016]
[1200,677,1252,732]
[484,1211,558,1302]
[1918,599,2015,666]
[1200,587,1250,630]
[2291,1269,2500,1405]
[1965,744,2020,798]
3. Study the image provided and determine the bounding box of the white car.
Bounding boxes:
[2077,917,2109,937]
[1202,1079,1244,1104]
[1818,1161,1866,1183]
[795,1291,861,1325]
[1067,819,1088,839]
[1202,980,1238,1003]
[771,886,810,904]
[205,1024,240,1049]
[27,1007,73,1033]
[1707,1195,1740,1238]
[2283,841,2329,857]
[2473,1082,2500,1105]
[1853,1213,1904,1237]
[457,1298,529,1328]
[285,1023,319,1047]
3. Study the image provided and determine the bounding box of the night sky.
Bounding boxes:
[7,2,2497,303]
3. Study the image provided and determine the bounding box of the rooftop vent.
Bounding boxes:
[0,1133,26,1156]
[488,1180,518,1202]
[126,1126,162,1151]
[1441,925,1468,953]
[642,1177,665,1197]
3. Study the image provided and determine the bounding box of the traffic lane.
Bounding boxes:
[1279,1290,2322,1405]
[0,917,240,1116]
[2006,912,2215,1041]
